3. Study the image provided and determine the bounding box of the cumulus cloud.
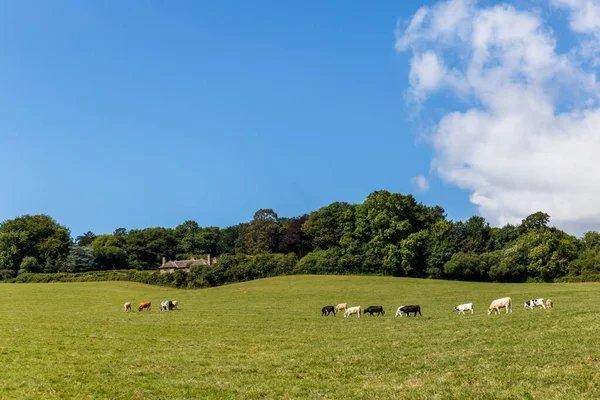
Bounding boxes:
[397,0,600,235]
[411,175,430,192]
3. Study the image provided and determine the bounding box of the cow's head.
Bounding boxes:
[453,307,458,312]
[487,307,493,315]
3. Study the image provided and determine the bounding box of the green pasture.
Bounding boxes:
[1,276,599,399]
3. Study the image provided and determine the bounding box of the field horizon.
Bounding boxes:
[1,275,599,399]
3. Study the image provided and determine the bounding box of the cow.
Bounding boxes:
[394,306,406,317]
[524,298,546,310]
[363,306,385,316]
[397,305,421,317]
[124,302,131,312]
[322,306,336,316]
[488,297,512,315]
[344,306,361,318]
[335,303,347,313]
[138,301,151,312]
[161,300,175,311]
[453,303,474,315]
[172,300,178,310]
[546,299,553,308]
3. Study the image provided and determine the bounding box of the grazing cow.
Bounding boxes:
[335,303,347,313]
[344,306,361,318]
[138,301,151,312]
[161,300,175,311]
[397,305,421,317]
[524,298,546,309]
[172,300,178,310]
[363,306,385,316]
[546,299,553,308]
[322,306,336,316]
[453,303,474,315]
[394,306,406,317]
[487,297,512,315]
[124,302,131,312]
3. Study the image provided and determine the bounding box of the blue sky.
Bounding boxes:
[1,0,596,237]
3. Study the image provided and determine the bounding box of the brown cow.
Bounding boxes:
[138,301,151,312]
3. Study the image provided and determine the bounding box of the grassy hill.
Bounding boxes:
[0,276,599,399]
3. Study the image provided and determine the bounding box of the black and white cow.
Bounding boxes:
[397,305,421,317]
[363,306,385,316]
[321,305,336,316]
[524,298,545,309]
[453,302,474,315]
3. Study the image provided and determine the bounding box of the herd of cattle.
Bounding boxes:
[321,297,554,318]
[123,300,179,312]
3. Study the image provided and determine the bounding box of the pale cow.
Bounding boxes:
[524,298,545,310]
[488,297,512,315]
[335,303,347,313]
[344,306,361,318]
[172,300,178,309]
[453,302,474,315]
[546,299,553,308]
[124,302,131,312]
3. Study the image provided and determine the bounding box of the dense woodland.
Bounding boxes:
[1,190,599,286]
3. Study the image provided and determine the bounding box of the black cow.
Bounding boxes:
[363,306,385,316]
[399,305,421,317]
[322,305,336,316]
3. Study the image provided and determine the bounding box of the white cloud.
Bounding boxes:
[552,0,600,64]
[411,175,430,192]
[552,0,600,35]
[397,0,600,235]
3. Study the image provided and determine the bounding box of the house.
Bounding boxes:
[158,255,217,273]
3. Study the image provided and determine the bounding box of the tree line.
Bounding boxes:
[1,190,599,285]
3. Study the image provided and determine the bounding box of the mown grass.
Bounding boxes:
[1,276,599,399]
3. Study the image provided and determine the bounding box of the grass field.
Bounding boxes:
[1,276,600,399]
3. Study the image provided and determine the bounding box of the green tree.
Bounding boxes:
[126,228,177,270]
[0,215,72,273]
[217,224,246,254]
[76,231,97,247]
[303,202,355,250]
[243,209,280,255]
[464,216,491,254]
[426,220,462,278]
[90,234,129,270]
[520,212,550,233]
[19,256,41,274]
[65,246,97,272]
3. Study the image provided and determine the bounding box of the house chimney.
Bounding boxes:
[162,257,166,266]
[208,254,212,265]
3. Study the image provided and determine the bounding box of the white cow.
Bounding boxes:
[488,297,512,315]
[546,299,553,308]
[124,302,131,312]
[344,306,361,318]
[453,302,474,315]
[394,306,406,317]
[524,298,545,309]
